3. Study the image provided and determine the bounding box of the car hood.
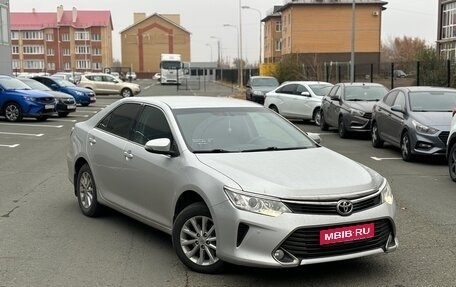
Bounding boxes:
[195,147,383,200]
[412,112,453,129]
[45,90,74,99]
[346,101,377,112]
[7,89,54,99]
[66,86,93,94]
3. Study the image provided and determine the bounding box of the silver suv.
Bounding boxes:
[78,73,141,97]
[447,110,456,182]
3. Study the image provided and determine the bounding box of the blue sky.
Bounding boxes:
[10,0,437,64]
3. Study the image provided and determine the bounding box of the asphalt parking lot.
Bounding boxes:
[1,79,455,287]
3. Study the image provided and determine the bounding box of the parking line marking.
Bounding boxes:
[73,110,98,114]
[0,123,63,128]
[371,157,402,161]
[50,119,77,122]
[144,85,151,90]
[0,144,19,148]
[0,132,44,137]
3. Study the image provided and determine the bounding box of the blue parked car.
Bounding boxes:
[32,76,96,106]
[0,75,56,122]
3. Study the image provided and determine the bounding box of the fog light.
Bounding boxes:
[274,249,285,261]
[416,141,432,150]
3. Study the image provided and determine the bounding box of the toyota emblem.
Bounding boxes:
[336,200,353,216]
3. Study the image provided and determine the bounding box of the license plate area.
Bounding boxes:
[320,223,374,245]
[45,104,54,109]
[67,105,76,109]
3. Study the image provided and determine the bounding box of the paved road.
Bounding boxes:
[0,80,455,286]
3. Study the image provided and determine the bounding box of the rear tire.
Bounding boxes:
[313,108,321,126]
[121,88,133,98]
[401,131,415,162]
[172,202,225,274]
[269,105,279,114]
[371,122,384,148]
[338,117,348,138]
[76,164,102,217]
[320,111,329,131]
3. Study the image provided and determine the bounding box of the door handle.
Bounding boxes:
[88,137,96,145]
[123,150,133,160]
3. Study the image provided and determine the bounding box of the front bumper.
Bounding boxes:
[212,200,397,268]
[346,115,372,133]
[411,130,449,156]
[23,102,55,117]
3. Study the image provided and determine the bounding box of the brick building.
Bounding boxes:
[10,6,113,74]
[262,0,387,68]
[438,0,456,60]
[121,13,191,74]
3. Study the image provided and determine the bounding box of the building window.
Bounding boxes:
[442,3,456,40]
[47,62,55,70]
[47,48,54,56]
[22,31,43,40]
[288,36,291,48]
[75,31,90,40]
[12,46,19,54]
[64,62,71,71]
[11,31,19,40]
[45,33,54,41]
[92,48,101,55]
[441,41,456,60]
[75,46,90,54]
[63,48,70,56]
[23,60,44,69]
[61,33,70,41]
[23,45,44,54]
[275,39,281,51]
[12,60,20,69]
[92,62,102,70]
[76,60,90,69]
[0,5,8,44]
[91,33,101,41]
[275,21,281,32]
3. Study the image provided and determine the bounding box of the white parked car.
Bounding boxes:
[264,81,333,125]
[447,109,456,182]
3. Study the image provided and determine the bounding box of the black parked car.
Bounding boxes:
[371,86,456,161]
[245,76,279,104]
[18,78,77,117]
[320,82,388,138]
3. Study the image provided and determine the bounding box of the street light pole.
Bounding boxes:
[350,0,356,83]
[238,0,244,87]
[241,5,262,67]
[210,36,221,67]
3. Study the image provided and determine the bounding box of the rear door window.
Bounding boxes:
[97,103,142,139]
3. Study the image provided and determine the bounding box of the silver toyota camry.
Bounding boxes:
[67,96,398,273]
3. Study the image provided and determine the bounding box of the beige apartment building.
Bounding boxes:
[121,13,191,73]
[263,0,387,67]
[10,6,113,74]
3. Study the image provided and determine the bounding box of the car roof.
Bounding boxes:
[250,76,276,79]
[337,82,386,87]
[122,96,262,110]
[398,86,456,93]
[280,81,333,85]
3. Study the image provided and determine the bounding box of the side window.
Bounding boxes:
[384,91,398,106]
[281,84,297,94]
[132,105,173,145]
[96,103,141,139]
[296,85,309,95]
[103,76,115,82]
[335,86,342,98]
[393,91,406,108]
[328,86,339,97]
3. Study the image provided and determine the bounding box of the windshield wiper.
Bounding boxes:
[193,149,235,153]
[241,146,307,152]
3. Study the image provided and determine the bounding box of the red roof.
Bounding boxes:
[11,10,113,30]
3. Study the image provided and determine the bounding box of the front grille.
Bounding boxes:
[284,194,381,215]
[280,219,392,260]
[62,98,75,104]
[439,131,450,146]
[35,97,55,104]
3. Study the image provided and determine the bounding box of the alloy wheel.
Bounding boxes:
[79,171,94,209]
[449,144,456,182]
[5,104,21,122]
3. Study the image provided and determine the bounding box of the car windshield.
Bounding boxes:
[52,78,76,87]
[19,79,51,91]
[345,86,388,101]
[409,91,456,112]
[251,78,279,87]
[0,77,32,90]
[173,107,317,153]
[309,84,333,96]
[161,61,181,69]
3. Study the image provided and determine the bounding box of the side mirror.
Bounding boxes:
[306,132,321,144]
[50,84,59,90]
[246,84,251,88]
[330,95,340,101]
[391,105,405,113]
[144,138,178,157]
[301,91,311,97]
[113,80,119,84]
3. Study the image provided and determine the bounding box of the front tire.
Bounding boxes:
[269,105,279,114]
[313,108,321,126]
[338,117,348,138]
[172,202,225,274]
[76,164,102,217]
[371,122,384,148]
[448,144,456,182]
[401,131,415,162]
[4,102,23,122]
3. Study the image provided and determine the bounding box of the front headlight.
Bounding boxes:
[224,187,291,217]
[381,179,394,205]
[253,90,264,96]
[74,91,84,96]
[350,108,365,117]
[23,96,37,102]
[412,120,438,134]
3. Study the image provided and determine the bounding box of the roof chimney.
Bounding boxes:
[32,8,36,13]
[57,5,64,23]
[133,12,146,24]
[72,7,77,23]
